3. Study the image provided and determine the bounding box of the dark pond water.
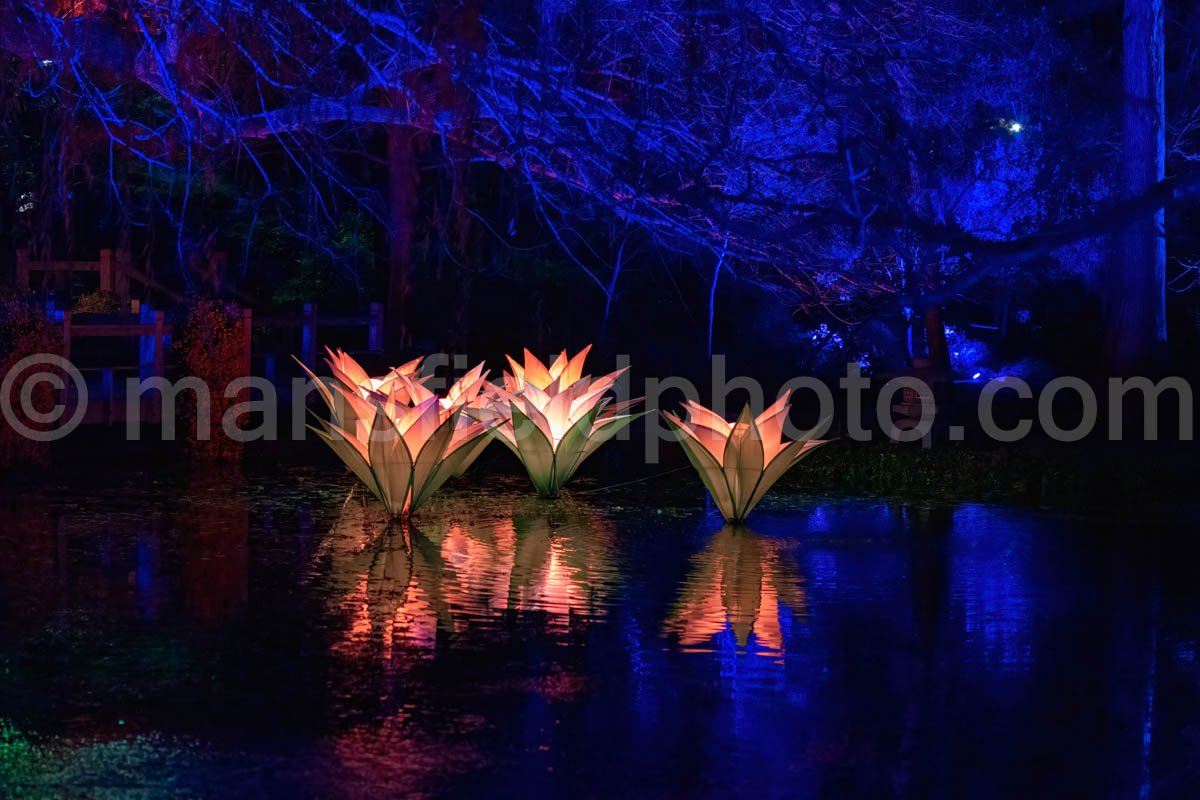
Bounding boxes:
[1,459,1199,798]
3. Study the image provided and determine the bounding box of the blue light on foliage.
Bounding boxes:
[944,325,990,375]
[807,323,844,348]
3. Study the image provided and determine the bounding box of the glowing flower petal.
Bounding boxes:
[300,350,496,517]
[666,397,831,522]
[480,346,643,497]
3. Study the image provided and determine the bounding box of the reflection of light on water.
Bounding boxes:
[959,569,1031,666]
[520,542,578,621]
[664,526,806,658]
[344,577,372,642]
[324,501,619,660]
[504,515,620,625]
[440,522,514,619]
[806,506,829,532]
[950,506,1034,667]
[808,551,838,590]
[392,584,438,651]
[135,533,159,620]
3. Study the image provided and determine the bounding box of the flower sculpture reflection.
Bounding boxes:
[298,349,495,518]
[664,392,830,522]
[417,508,620,635]
[323,501,620,658]
[664,525,807,654]
[476,346,643,497]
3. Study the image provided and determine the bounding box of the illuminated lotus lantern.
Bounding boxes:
[476,346,643,497]
[369,359,497,479]
[323,347,425,401]
[664,391,830,523]
[298,350,495,518]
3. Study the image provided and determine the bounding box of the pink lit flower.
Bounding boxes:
[474,346,643,497]
[298,350,495,517]
[663,392,830,522]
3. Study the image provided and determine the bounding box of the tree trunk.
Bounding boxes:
[449,141,475,355]
[1107,0,1166,372]
[387,126,418,349]
[924,306,950,372]
[887,60,951,373]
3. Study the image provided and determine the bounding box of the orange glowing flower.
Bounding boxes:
[298,350,495,517]
[323,347,426,402]
[475,346,643,497]
[663,392,831,522]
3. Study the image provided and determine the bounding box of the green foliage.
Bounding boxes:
[269,212,377,306]
[785,440,1177,504]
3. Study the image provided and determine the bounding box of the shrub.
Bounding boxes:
[944,324,991,377]
[176,298,248,462]
[73,290,125,314]
[0,290,61,468]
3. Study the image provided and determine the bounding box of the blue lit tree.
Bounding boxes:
[1110,0,1165,371]
[1,0,1198,365]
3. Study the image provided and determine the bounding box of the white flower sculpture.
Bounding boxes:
[298,349,495,517]
[474,345,643,497]
[663,392,830,522]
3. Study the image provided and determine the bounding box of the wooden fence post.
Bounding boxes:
[61,310,72,362]
[114,249,131,301]
[302,303,318,367]
[153,310,165,380]
[98,249,114,293]
[368,302,384,353]
[15,249,29,294]
[241,307,253,377]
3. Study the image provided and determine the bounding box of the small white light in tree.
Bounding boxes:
[1008,121,1022,133]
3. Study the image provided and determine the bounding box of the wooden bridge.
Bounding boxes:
[16,248,184,308]
[11,249,385,426]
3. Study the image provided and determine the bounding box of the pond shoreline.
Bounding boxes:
[22,430,1200,513]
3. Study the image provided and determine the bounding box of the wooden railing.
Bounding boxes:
[56,307,253,425]
[16,248,184,305]
[28,286,381,424]
[255,302,384,380]
[62,309,171,376]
